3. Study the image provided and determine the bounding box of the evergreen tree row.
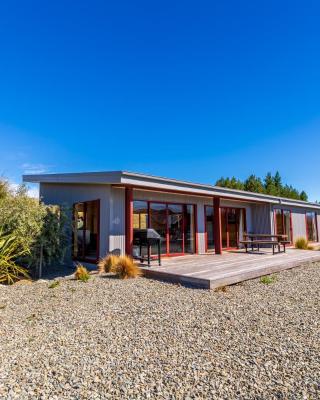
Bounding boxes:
[215,172,308,201]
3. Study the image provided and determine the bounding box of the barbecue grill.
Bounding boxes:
[133,228,162,266]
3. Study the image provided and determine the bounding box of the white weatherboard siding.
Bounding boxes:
[40,183,111,259]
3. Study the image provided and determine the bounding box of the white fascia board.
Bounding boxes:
[23,171,122,184]
[120,172,320,209]
[120,175,277,204]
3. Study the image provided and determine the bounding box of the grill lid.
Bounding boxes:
[133,228,161,240]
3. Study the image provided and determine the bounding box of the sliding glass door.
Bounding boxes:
[306,212,318,242]
[133,201,196,255]
[221,207,246,249]
[184,205,196,253]
[73,200,100,261]
[205,206,246,250]
[274,209,292,243]
[205,206,215,251]
[168,204,183,254]
[150,203,167,254]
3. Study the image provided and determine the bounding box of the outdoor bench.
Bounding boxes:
[240,240,289,255]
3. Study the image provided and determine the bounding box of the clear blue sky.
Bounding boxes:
[1,1,320,200]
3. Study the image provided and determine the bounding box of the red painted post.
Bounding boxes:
[214,197,222,254]
[194,204,198,254]
[125,187,133,255]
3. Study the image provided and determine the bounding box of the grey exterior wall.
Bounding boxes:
[40,183,111,261]
[38,182,320,266]
[271,205,320,242]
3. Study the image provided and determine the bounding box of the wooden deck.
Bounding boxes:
[141,249,320,289]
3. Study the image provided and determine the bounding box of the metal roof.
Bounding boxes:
[23,170,320,210]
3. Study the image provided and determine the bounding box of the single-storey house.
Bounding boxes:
[23,171,320,264]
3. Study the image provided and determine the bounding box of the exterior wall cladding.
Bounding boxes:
[40,182,319,263]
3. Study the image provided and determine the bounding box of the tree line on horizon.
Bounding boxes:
[215,172,308,201]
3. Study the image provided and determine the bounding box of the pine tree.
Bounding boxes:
[244,175,265,193]
[299,191,308,201]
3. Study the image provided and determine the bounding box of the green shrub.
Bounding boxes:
[295,237,309,250]
[260,275,277,285]
[0,230,30,284]
[0,179,70,275]
[74,264,90,282]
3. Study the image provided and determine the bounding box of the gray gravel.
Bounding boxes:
[0,262,319,399]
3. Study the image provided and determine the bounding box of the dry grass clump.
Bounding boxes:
[295,237,309,250]
[74,264,90,282]
[97,254,120,274]
[215,285,228,293]
[113,255,142,279]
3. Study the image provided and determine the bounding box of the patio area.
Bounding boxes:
[141,249,320,289]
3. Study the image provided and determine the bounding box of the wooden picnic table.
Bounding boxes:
[244,233,288,240]
[241,233,290,255]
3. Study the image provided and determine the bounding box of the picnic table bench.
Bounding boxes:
[240,234,290,255]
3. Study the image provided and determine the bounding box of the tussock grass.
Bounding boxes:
[113,255,142,279]
[74,264,90,282]
[295,237,309,250]
[97,254,119,274]
[215,286,228,293]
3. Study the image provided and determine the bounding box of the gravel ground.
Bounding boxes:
[0,262,319,400]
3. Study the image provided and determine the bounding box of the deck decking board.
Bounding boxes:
[140,249,320,289]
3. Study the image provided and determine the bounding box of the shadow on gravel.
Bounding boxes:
[37,264,75,280]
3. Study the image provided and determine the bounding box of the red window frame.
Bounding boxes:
[204,205,214,252]
[133,200,197,256]
[72,199,100,263]
[204,206,246,251]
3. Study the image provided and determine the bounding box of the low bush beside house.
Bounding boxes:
[97,254,142,279]
[0,177,70,280]
[0,230,30,284]
[97,254,119,273]
[295,237,309,250]
[113,256,142,279]
[74,264,90,282]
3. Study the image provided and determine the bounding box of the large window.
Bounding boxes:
[306,212,318,242]
[73,200,100,261]
[133,201,196,255]
[205,206,246,250]
[150,203,167,254]
[133,201,148,229]
[184,205,196,254]
[221,207,246,249]
[274,209,292,242]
